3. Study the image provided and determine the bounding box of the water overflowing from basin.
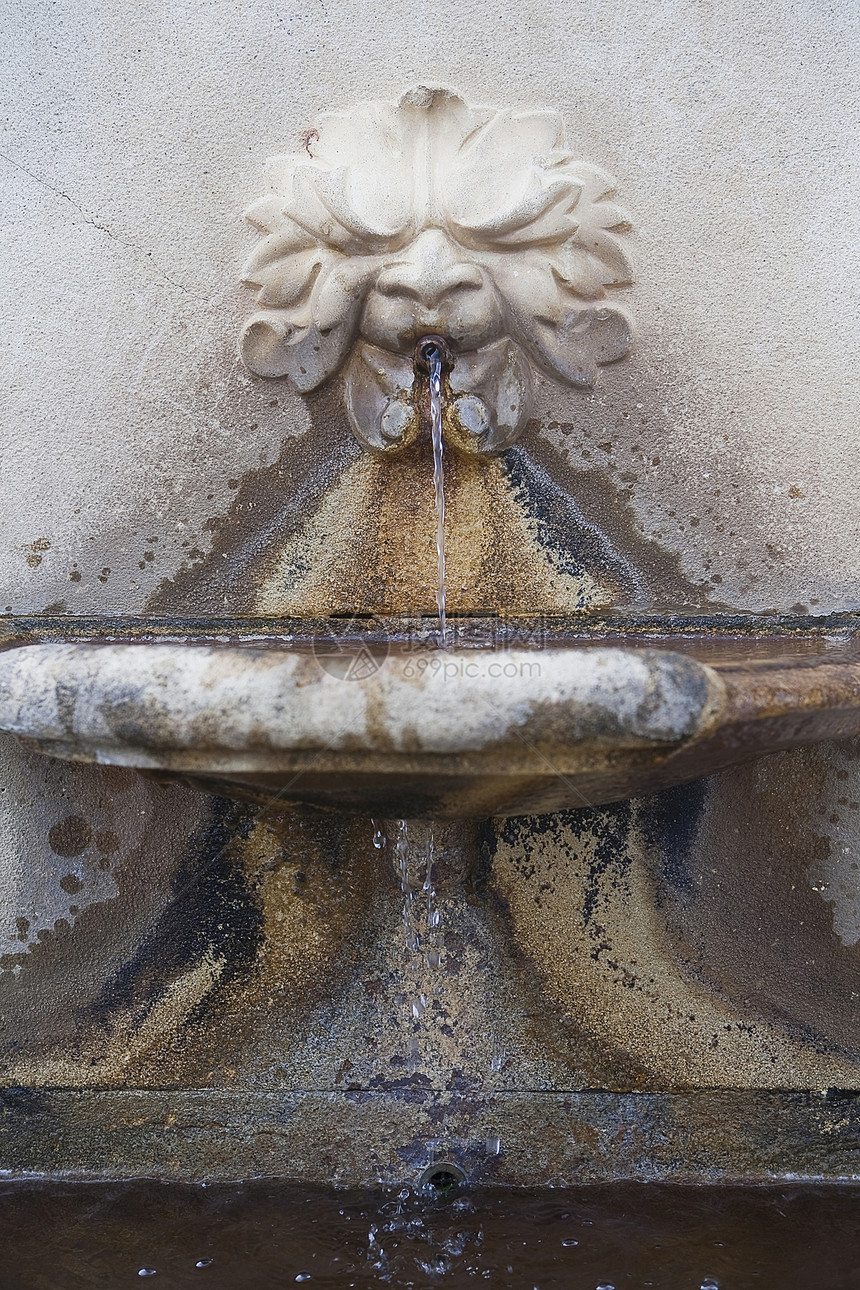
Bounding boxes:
[375,820,443,1023]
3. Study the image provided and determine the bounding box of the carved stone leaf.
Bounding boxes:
[591,201,633,233]
[280,167,364,252]
[300,166,410,243]
[528,306,634,386]
[254,250,326,308]
[548,245,610,300]
[551,234,634,297]
[495,253,632,383]
[244,195,290,233]
[570,163,620,206]
[240,314,357,391]
[449,339,533,452]
[344,343,417,452]
[493,253,568,328]
[241,257,372,389]
[572,231,634,287]
[451,175,582,247]
[241,224,317,282]
[446,107,566,230]
[311,259,375,332]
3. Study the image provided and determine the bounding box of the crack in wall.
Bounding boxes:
[0,151,189,294]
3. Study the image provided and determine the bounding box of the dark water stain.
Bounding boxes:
[488,810,648,1088]
[502,445,641,603]
[576,802,635,932]
[148,388,361,615]
[497,805,634,930]
[48,816,92,858]
[149,387,725,618]
[656,752,860,1061]
[520,424,726,611]
[640,780,709,901]
[90,798,262,1026]
[0,774,206,1067]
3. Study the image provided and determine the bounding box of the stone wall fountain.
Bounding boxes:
[3,47,860,1204]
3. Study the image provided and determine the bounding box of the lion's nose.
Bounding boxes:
[375,229,483,308]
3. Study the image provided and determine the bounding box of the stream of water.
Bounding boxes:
[427,346,448,648]
[373,819,442,1020]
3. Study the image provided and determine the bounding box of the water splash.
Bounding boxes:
[427,346,448,648]
[386,819,443,1021]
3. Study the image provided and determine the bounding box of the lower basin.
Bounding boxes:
[1,620,859,816]
[1,1177,858,1289]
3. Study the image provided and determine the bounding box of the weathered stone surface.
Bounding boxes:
[2,0,860,1189]
[3,1088,860,1185]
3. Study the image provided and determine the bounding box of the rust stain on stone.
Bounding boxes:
[147,388,720,619]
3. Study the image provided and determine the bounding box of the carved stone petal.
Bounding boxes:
[449,340,533,453]
[344,343,417,452]
[255,250,325,308]
[527,306,635,386]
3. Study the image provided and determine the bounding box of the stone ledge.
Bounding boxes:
[2,1089,859,1186]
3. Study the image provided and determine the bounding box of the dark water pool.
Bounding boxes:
[0,1180,858,1290]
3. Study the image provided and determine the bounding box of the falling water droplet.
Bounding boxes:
[195,1258,214,1268]
[138,1271,157,1279]
[371,818,385,849]
[485,1133,501,1155]
[561,1238,579,1247]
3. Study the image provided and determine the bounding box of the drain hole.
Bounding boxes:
[418,1162,467,1196]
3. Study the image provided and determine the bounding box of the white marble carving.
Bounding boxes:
[240,86,635,453]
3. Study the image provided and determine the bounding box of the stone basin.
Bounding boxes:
[1,631,860,817]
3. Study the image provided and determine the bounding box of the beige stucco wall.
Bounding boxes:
[1,0,858,614]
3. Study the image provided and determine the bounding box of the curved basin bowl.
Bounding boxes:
[0,638,859,817]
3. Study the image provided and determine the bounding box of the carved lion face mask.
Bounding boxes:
[240,85,635,454]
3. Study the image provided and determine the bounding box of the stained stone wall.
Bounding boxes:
[2,0,860,614]
[2,0,860,1184]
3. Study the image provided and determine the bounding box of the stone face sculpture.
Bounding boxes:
[240,85,635,453]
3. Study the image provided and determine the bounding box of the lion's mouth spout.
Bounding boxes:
[414,334,454,378]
